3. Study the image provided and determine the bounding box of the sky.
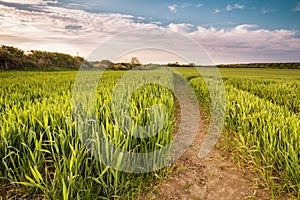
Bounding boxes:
[1,0,300,64]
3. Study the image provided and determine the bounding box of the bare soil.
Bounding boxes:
[140,115,271,200]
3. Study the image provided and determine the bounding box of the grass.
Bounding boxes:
[219,68,300,80]
[0,67,299,199]
[0,70,174,199]
[187,68,300,198]
[174,67,300,80]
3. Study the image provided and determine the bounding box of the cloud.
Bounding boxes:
[150,21,162,25]
[261,8,276,14]
[0,3,158,57]
[167,23,300,63]
[234,4,244,9]
[188,24,300,52]
[225,5,233,11]
[65,25,83,31]
[215,4,244,14]
[137,16,145,20]
[168,4,177,12]
[0,0,57,5]
[293,3,300,11]
[261,9,268,14]
[225,4,244,11]
[181,3,192,8]
[196,3,203,8]
[214,8,222,14]
[0,3,299,64]
[167,23,194,33]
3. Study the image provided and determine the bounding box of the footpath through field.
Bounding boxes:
[142,74,271,200]
[142,114,271,200]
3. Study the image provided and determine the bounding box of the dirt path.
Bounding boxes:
[141,115,271,200]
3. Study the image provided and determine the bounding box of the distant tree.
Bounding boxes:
[27,50,84,70]
[130,57,141,66]
[99,60,114,68]
[167,62,180,67]
[216,63,300,69]
[0,49,13,70]
[0,45,28,70]
[2,44,298,71]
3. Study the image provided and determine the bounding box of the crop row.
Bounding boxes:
[190,77,300,197]
[226,78,300,114]
[0,71,174,199]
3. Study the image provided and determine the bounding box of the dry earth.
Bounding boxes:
[140,114,271,200]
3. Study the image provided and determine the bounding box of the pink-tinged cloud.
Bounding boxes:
[1,0,57,5]
[0,3,299,64]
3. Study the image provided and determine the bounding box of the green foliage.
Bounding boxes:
[190,76,300,197]
[1,67,299,199]
[167,62,196,67]
[0,45,31,70]
[27,50,84,70]
[0,45,84,71]
[216,63,300,69]
[226,78,300,114]
[0,71,173,199]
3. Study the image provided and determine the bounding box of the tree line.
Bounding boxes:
[1,45,299,70]
[0,45,143,71]
[167,62,300,69]
[216,63,300,69]
[0,45,84,71]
